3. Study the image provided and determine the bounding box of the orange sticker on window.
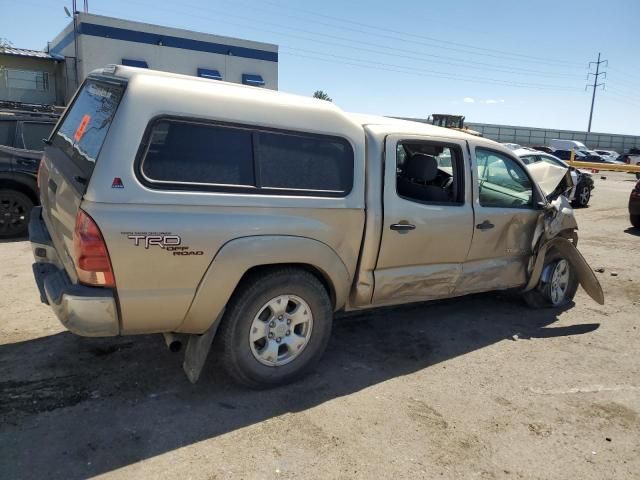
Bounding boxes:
[74,114,91,142]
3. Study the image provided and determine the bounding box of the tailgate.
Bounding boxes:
[40,78,125,280]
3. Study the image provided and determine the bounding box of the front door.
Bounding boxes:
[372,134,474,306]
[456,146,540,294]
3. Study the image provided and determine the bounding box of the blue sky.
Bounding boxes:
[2,0,639,134]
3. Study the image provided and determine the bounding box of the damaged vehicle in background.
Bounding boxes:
[29,66,604,388]
[515,147,594,208]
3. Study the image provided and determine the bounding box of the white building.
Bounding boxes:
[46,13,279,102]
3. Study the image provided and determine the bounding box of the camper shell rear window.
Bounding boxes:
[53,78,125,174]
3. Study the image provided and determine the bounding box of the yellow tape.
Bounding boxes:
[567,160,640,173]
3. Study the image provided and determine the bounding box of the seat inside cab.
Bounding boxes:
[396,142,459,204]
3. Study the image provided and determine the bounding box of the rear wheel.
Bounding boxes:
[0,190,33,239]
[631,214,640,229]
[217,268,333,388]
[523,250,579,309]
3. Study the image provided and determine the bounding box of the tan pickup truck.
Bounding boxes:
[29,66,603,387]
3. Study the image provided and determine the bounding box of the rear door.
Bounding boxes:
[372,134,473,306]
[457,146,540,294]
[40,78,125,279]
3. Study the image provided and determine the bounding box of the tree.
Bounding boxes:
[0,37,13,50]
[313,90,332,102]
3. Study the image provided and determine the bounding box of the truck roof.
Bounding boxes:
[92,65,504,151]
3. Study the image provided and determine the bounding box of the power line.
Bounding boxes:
[248,0,585,68]
[280,49,582,91]
[586,52,607,132]
[99,0,583,84]
[92,1,584,91]
[605,87,640,104]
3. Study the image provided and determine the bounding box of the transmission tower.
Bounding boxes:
[586,52,607,132]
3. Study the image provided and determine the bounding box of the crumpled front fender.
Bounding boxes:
[524,197,604,305]
[524,237,604,304]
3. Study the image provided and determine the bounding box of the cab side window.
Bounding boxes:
[475,148,533,208]
[396,141,463,204]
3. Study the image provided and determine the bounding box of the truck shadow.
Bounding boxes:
[0,293,599,479]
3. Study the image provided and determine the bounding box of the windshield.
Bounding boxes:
[53,79,124,173]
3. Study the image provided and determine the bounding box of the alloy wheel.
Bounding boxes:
[249,294,314,367]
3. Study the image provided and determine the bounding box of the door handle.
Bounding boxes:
[476,220,494,230]
[390,223,416,233]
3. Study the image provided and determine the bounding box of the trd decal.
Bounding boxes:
[111,177,124,188]
[127,234,181,249]
[121,232,204,256]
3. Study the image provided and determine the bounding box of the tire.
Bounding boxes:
[571,183,591,208]
[631,214,640,229]
[216,267,333,388]
[0,189,34,239]
[523,249,579,309]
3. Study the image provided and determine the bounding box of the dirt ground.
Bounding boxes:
[1,172,638,480]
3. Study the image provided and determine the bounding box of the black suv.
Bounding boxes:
[0,104,60,238]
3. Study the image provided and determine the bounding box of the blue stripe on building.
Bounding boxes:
[49,22,277,63]
[49,29,76,56]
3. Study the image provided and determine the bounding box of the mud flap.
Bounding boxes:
[182,310,224,384]
[524,237,604,305]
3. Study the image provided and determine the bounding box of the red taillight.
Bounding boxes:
[73,209,115,287]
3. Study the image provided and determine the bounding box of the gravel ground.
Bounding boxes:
[0,172,638,480]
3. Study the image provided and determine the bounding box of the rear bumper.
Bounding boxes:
[29,207,120,337]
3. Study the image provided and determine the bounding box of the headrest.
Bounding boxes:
[404,154,438,182]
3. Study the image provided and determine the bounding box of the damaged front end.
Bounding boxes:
[523,166,604,305]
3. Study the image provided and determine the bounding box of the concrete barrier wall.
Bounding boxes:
[465,122,640,152]
[398,117,640,152]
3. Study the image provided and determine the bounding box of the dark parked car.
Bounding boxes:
[0,107,59,238]
[553,149,589,162]
[630,179,640,229]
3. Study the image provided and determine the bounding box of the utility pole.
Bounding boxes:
[586,52,607,132]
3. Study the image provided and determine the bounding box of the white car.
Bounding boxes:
[595,150,620,163]
[501,143,522,151]
[513,147,594,207]
[549,139,588,152]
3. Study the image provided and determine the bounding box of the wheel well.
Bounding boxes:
[0,178,38,205]
[239,263,337,309]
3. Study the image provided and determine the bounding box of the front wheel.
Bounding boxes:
[631,214,640,229]
[216,268,333,388]
[523,250,579,309]
[572,184,591,208]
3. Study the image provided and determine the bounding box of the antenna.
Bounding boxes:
[63,6,71,17]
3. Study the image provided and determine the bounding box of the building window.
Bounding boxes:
[242,74,265,87]
[3,69,49,91]
[197,68,222,80]
[121,58,148,68]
